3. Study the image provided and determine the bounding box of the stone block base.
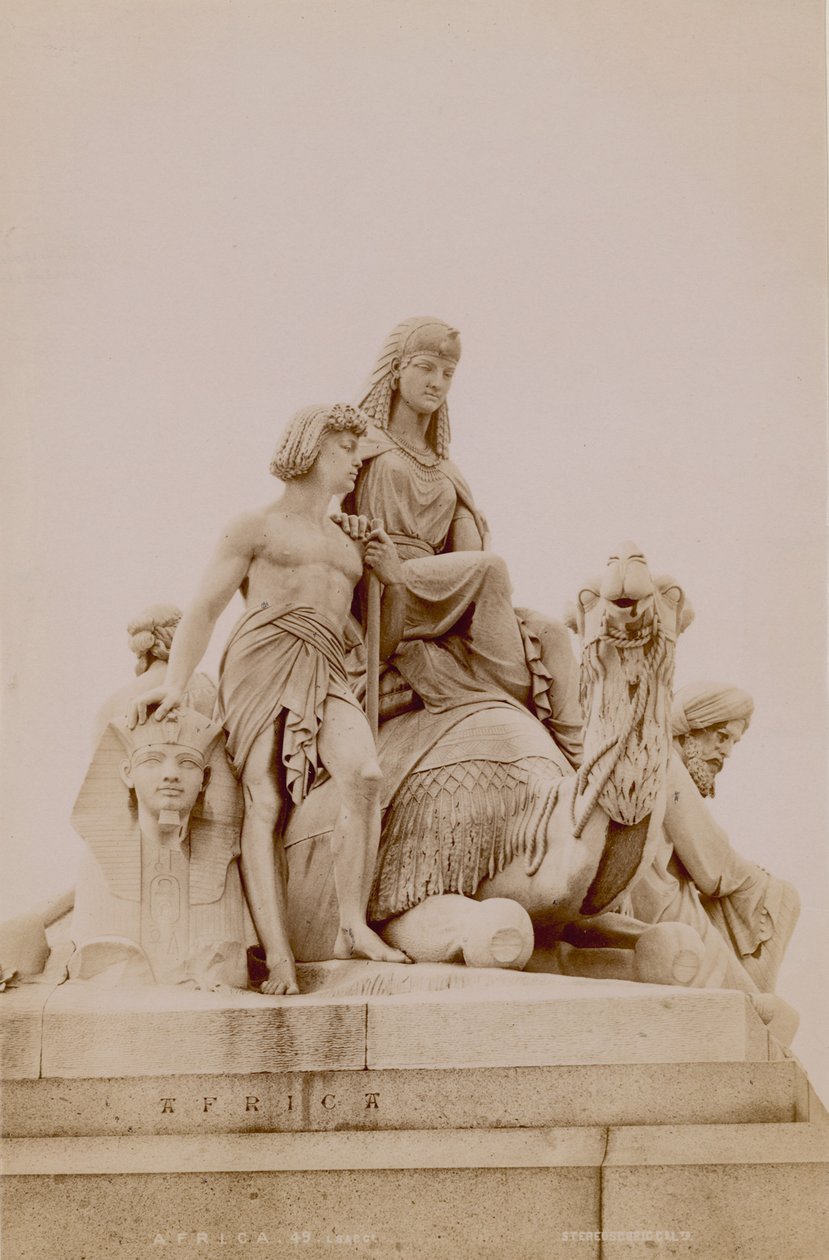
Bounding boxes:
[3,1124,828,1260]
[2,968,827,1258]
[4,1164,598,1260]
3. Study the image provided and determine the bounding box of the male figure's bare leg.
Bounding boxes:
[317,696,410,963]
[239,723,298,995]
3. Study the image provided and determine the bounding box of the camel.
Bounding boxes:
[282,542,714,987]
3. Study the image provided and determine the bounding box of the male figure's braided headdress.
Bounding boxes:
[270,403,367,481]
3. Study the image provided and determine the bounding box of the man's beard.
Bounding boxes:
[681,734,717,797]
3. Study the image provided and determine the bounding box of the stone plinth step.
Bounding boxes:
[38,983,370,1078]
[3,1123,828,1260]
[600,1122,829,1260]
[0,946,73,1079]
[2,968,773,1080]
[363,985,766,1069]
[0,1060,812,1138]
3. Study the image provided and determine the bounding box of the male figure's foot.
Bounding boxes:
[261,956,300,995]
[334,925,411,964]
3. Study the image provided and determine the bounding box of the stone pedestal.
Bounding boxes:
[2,963,827,1259]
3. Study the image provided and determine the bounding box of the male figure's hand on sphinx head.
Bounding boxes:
[126,687,186,728]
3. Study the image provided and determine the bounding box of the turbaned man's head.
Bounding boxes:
[671,682,754,797]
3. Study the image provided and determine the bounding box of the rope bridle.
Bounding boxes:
[570,619,668,838]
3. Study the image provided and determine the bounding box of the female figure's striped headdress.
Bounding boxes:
[357,318,461,460]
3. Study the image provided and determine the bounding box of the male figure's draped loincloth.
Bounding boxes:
[216,604,362,804]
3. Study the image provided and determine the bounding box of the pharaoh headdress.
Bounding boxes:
[72,707,242,904]
[357,317,461,459]
[111,707,225,764]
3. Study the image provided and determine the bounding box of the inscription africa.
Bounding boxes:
[158,1093,381,1116]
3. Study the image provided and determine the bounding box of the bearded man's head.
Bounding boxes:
[671,683,753,797]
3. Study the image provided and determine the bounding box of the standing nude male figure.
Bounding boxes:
[129,403,409,994]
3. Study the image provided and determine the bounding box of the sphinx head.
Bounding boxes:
[112,708,224,827]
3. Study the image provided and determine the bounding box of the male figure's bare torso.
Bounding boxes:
[237,507,363,628]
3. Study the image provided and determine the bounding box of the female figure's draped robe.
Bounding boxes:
[344,427,577,748]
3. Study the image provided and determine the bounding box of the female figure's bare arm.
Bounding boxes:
[128,516,258,725]
[447,510,485,552]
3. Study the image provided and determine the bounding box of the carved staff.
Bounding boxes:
[364,518,384,740]
[365,574,381,739]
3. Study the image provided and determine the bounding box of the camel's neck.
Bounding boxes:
[578,630,675,828]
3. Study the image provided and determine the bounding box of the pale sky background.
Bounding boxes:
[3,1,827,1091]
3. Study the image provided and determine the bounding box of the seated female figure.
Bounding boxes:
[341,317,582,766]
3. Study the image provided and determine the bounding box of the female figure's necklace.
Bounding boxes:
[388,429,442,469]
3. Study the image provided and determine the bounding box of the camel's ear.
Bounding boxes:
[655,576,695,635]
[677,597,695,634]
[568,583,600,636]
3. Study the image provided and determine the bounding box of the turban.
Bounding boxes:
[671,682,754,737]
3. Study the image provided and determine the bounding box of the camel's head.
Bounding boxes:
[565,542,694,649]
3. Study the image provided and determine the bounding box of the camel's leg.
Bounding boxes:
[530,920,734,989]
[558,916,768,993]
[632,922,726,987]
[525,942,637,982]
[382,895,534,971]
[559,912,648,950]
[531,913,652,983]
